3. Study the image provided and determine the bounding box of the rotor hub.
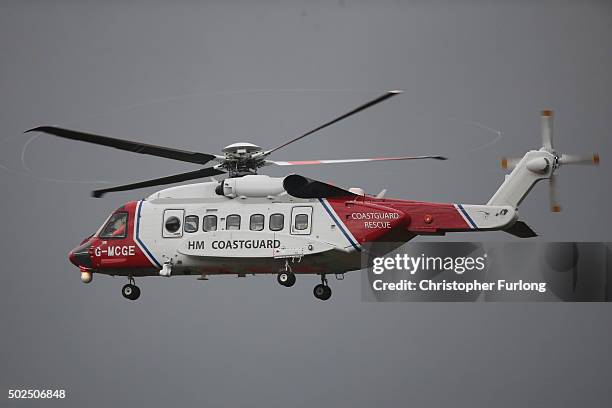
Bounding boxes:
[222,142,263,155]
[219,143,266,176]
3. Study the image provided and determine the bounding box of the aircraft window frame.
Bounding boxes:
[269,213,284,231]
[203,215,218,232]
[250,214,265,231]
[294,214,309,231]
[226,214,241,230]
[99,212,128,239]
[184,215,199,233]
[165,216,181,233]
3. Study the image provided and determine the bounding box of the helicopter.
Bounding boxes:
[26,91,599,300]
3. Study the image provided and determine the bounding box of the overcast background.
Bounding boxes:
[1,1,612,407]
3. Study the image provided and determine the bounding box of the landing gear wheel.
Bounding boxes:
[122,284,140,300]
[277,271,296,287]
[313,284,332,301]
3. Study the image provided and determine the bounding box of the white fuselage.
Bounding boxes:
[133,178,363,278]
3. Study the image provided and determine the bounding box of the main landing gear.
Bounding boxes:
[313,274,332,301]
[276,264,332,300]
[122,277,141,301]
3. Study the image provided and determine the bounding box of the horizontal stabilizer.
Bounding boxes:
[504,221,537,238]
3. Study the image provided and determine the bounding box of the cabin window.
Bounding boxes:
[226,214,241,230]
[250,214,264,231]
[100,212,128,238]
[294,214,309,231]
[203,215,217,232]
[184,215,199,233]
[165,216,181,233]
[269,213,284,231]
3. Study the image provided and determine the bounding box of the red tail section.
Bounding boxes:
[325,196,472,245]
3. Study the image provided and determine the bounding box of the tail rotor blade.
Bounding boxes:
[501,157,521,170]
[549,174,561,212]
[559,153,600,166]
[541,110,554,150]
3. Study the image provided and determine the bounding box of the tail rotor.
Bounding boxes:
[492,110,600,211]
[540,110,599,212]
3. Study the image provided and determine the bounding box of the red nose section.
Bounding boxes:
[69,250,78,267]
[69,241,93,268]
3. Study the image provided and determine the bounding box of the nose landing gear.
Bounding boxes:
[122,277,141,301]
[277,259,296,287]
[313,274,332,301]
[277,271,296,287]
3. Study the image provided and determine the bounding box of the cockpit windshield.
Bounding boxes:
[99,212,128,238]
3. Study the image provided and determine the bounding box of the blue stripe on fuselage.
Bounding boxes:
[135,200,162,269]
[457,203,478,229]
[318,198,361,252]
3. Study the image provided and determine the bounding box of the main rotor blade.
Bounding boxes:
[25,126,219,165]
[91,167,226,198]
[267,154,447,166]
[265,90,402,156]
